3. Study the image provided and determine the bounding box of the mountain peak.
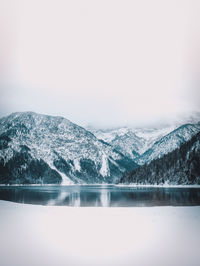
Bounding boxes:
[0,112,137,185]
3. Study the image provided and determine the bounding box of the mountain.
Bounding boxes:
[135,123,200,165]
[120,131,200,185]
[0,112,138,185]
[88,126,177,160]
[90,122,200,165]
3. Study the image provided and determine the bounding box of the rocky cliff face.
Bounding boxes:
[0,112,137,184]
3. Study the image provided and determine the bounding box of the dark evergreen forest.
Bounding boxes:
[120,132,200,185]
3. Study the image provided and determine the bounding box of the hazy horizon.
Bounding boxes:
[1,109,200,130]
[1,0,200,128]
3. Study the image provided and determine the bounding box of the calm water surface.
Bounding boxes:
[0,185,200,207]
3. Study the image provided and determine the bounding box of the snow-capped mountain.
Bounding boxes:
[136,123,200,165]
[89,126,177,159]
[120,130,200,185]
[89,119,200,166]
[0,112,137,185]
[89,113,200,164]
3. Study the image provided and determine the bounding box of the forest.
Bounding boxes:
[120,132,200,185]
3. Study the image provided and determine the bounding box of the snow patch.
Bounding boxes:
[74,158,81,172]
[50,165,73,185]
[60,173,73,185]
[100,153,109,177]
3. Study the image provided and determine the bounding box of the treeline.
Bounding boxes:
[119,131,200,185]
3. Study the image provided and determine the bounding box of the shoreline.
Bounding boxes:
[0,183,200,188]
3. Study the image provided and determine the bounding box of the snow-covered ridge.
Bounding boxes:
[120,131,200,185]
[90,121,200,164]
[136,123,200,165]
[89,125,178,159]
[0,112,137,184]
[1,111,200,185]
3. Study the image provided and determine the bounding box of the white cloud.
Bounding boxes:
[1,0,200,127]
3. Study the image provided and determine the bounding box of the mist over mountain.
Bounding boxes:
[86,111,200,131]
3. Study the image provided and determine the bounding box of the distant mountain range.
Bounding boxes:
[90,123,200,165]
[89,126,177,159]
[0,111,199,185]
[120,131,200,185]
[135,123,200,165]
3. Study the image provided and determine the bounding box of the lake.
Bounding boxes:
[0,185,200,207]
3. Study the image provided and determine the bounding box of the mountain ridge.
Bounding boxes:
[135,123,200,165]
[0,111,200,185]
[90,122,200,165]
[119,131,200,185]
[0,112,138,184]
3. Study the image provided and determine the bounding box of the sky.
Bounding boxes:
[0,0,200,128]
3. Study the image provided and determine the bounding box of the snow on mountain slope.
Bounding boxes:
[0,112,137,184]
[89,126,177,159]
[120,131,200,185]
[132,126,177,154]
[89,120,200,165]
[135,123,200,165]
[87,127,130,143]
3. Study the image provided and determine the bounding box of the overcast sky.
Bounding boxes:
[0,0,200,127]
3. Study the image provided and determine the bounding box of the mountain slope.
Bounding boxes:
[0,112,138,184]
[136,124,200,165]
[89,126,177,159]
[120,131,200,185]
[91,123,200,165]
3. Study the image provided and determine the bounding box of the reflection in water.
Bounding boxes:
[48,191,70,206]
[0,185,200,207]
[100,188,110,207]
[48,191,81,206]
[72,192,81,207]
